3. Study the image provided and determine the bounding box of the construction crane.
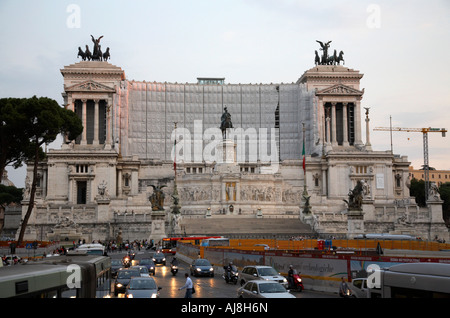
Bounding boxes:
[373,125,447,202]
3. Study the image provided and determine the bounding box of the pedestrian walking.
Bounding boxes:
[179,273,194,298]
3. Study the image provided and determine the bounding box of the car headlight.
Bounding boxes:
[210,268,214,271]
[162,258,166,261]
[126,294,133,298]
[152,258,156,262]
[116,283,123,288]
[151,293,158,298]
[283,278,288,283]
[196,268,201,271]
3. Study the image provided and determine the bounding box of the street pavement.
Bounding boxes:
[109,249,338,298]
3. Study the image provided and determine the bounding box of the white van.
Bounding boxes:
[76,243,106,255]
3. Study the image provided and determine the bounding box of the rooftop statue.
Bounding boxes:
[76,35,110,61]
[315,40,344,66]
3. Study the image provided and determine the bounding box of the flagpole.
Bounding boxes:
[302,123,311,214]
[302,123,307,194]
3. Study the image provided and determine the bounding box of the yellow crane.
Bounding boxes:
[373,125,447,201]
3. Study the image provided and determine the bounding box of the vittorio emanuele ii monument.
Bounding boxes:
[18,37,449,243]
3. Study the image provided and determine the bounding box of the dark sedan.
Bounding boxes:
[152,252,166,266]
[190,258,214,277]
[114,268,141,296]
[139,258,156,275]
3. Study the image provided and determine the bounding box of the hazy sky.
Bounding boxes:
[1,0,449,187]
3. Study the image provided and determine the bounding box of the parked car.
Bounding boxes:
[139,258,156,275]
[125,277,162,298]
[237,280,295,298]
[190,258,214,277]
[239,265,288,288]
[114,268,141,296]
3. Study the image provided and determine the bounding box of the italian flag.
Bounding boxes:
[302,141,306,173]
[173,137,177,172]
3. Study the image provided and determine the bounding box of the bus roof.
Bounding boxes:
[388,263,450,277]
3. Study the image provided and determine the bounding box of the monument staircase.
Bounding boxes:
[179,216,315,239]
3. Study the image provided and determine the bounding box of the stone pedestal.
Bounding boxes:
[96,196,111,222]
[148,210,166,244]
[47,227,83,243]
[347,209,365,239]
[427,199,450,241]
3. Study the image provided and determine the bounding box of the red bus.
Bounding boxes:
[161,236,222,254]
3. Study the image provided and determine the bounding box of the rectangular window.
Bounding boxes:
[77,181,87,204]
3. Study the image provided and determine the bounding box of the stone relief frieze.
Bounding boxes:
[240,186,281,202]
[180,186,213,202]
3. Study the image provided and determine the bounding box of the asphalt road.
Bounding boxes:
[110,250,338,299]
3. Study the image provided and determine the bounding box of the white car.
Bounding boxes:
[237,280,295,298]
[239,265,288,288]
[349,278,369,298]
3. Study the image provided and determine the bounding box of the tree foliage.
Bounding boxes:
[439,182,450,228]
[0,96,82,244]
[409,178,426,207]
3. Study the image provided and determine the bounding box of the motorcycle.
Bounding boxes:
[222,265,238,284]
[288,273,304,292]
[122,256,131,268]
[171,264,178,276]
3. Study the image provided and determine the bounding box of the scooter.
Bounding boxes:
[171,264,178,276]
[222,265,239,284]
[122,256,131,268]
[288,273,304,292]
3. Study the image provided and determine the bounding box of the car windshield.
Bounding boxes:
[111,259,122,265]
[129,279,157,290]
[259,283,287,294]
[118,270,140,279]
[195,259,211,266]
[257,267,278,276]
[138,267,149,273]
[140,259,154,265]
[154,253,164,258]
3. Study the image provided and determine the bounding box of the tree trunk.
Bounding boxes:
[17,142,40,245]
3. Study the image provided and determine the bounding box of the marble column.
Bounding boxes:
[354,99,364,147]
[343,102,349,146]
[93,99,99,145]
[331,102,337,146]
[105,98,112,149]
[81,99,87,145]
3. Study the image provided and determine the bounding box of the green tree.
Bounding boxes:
[0,98,31,179]
[409,178,426,207]
[0,184,23,234]
[439,182,450,228]
[0,96,82,244]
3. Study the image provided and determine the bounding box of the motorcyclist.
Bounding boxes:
[225,262,234,281]
[171,257,179,266]
[287,265,295,289]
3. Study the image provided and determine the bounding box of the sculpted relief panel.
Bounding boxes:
[179,183,301,204]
